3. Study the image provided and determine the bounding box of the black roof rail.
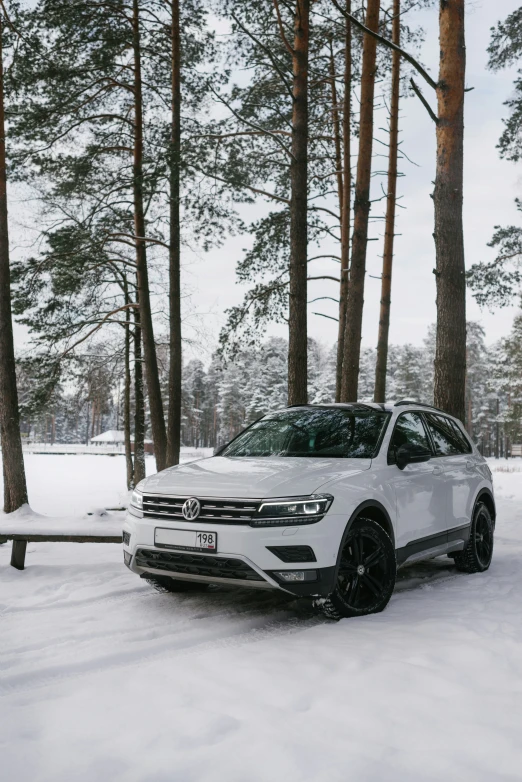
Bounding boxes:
[285,402,385,413]
[394,400,447,414]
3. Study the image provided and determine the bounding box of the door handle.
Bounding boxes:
[432,465,444,476]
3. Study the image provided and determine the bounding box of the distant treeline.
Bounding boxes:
[18,316,522,455]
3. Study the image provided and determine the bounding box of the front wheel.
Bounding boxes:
[320,518,396,620]
[453,502,494,573]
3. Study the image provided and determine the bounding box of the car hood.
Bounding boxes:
[141,456,372,499]
[139,456,371,499]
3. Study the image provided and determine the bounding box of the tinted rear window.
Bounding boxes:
[425,413,467,456]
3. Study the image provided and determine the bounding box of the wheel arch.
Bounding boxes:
[343,500,396,548]
[475,489,496,526]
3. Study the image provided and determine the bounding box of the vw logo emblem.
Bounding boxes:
[182,497,201,521]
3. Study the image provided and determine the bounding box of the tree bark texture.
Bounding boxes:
[336,0,352,401]
[340,0,380,402]
[374,0,400,403]
[133,302,146,485]
[123,277,134,489]
[0,16,28,513]
[328,39,343,215]
[166,0,182,467]
[433,0,466,422]
[132,0,167,470]
[287,0,310,406]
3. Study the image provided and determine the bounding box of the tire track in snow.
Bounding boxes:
[0,562,472,696]
[0,606,324,696]
[0,561,470,696]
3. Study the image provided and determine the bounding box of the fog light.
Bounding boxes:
[274,570,317,583]
[123,551,132,567]
[123,531,131,546]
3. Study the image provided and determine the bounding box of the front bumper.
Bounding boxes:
[122,511,343,597]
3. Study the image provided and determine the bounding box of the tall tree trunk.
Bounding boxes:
[433,0,466,422]
[123,277,134,489]
[0,16,28,513]
[340,0,380,402]
[287,0,310,405]
[132,0,167,470]
[166,0,182,467]
[336,0,351,402]
[328,38,343,215]
[133,301,146,485]
[374,0,400,402]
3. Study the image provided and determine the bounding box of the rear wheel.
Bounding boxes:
[141,574,211,593]
[453,502,494,573]
[321,518,396,620]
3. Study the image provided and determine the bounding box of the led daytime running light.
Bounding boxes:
[251,494,333,526]
[257,494,333,519]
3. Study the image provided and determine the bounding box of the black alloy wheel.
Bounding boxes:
[321,518,396,619]
[454,501,494,573]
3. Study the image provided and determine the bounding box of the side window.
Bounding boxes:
[388,413,431,464]
[424,413,463,456]
[449,420,473,454]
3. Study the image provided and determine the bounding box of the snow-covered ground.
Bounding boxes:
[1,456,522,781]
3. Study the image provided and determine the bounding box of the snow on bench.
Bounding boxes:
[0,505,123,570]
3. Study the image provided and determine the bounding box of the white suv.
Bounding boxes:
[123,402,495,619]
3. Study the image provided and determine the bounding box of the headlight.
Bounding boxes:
[251,494,333,527]
[130,489,143,511]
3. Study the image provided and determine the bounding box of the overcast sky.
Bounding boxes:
[176,0,522,358]
[9,0,522,359]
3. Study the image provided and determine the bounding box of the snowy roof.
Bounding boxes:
[91,430,125,442]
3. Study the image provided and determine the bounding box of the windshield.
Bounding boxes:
[221,408,390,459]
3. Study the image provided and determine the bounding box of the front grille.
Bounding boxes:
[142,495,261,525]
[266,545,317,563]
[135,548,265,581]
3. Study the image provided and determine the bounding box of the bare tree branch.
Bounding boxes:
[231,12,294,100]
[410,78,438,124]
[189,164,290,205]
[330,0,438,90]
[312,311,339,322]
[272,0,295,57]
[208,85,294,159]
[59,304,138,358]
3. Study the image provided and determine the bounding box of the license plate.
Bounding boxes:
[154,528,217,552]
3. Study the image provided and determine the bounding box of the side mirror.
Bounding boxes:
[396,442,431,471]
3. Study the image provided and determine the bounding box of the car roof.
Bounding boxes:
[285,401,456,418]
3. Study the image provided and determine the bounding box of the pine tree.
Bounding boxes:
[340,0,381,402]
[9,0,226,472]
[0,7,28,513]
[374,0,400,402]
[215,1,365,375]
[467,10,522,309]
[432,0,467,422]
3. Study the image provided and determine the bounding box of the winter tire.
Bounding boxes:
[321,518,396,620]
[141,574,210,593]
[453,501,494,573]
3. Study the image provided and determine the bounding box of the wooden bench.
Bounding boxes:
[0,533,122,570]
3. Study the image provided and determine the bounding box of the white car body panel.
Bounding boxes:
[384,460,447,548]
